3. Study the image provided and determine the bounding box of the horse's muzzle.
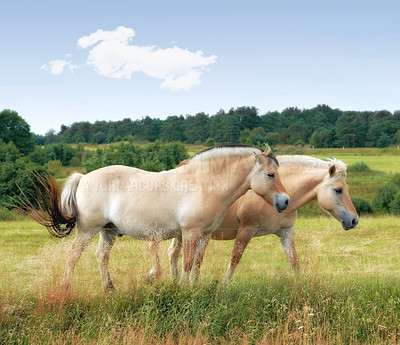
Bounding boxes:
[341,211,359,230]
[274,194,290,213]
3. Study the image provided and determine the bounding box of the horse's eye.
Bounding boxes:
[267,173,275,179]
[335,188,343,194]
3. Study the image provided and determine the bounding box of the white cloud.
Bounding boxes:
[77,26,135,49]
[41,59,77,74]
[77,26,217,91]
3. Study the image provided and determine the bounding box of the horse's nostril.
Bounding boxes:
[285,199,289,206]
[352,218,356,226]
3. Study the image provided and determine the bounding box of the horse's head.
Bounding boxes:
[250,149,290,213]
[317,161,359,230]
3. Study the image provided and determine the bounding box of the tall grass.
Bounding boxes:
[1,278,399,344]
[0,216,399,344]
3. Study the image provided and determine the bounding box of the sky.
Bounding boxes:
[1,0,400,134]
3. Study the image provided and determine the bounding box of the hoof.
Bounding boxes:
[145,274,156,285]
[104,283,115,293]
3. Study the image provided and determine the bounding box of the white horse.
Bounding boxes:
[150,155,358,283]
[18,146,289,291]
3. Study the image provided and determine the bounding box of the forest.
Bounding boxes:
[26,105,400,148]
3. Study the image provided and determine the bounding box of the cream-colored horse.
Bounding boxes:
[18,146,289,291]
[151,155,358,282]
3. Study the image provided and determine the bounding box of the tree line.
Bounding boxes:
[2,107,400,150]
[30,105,400,148]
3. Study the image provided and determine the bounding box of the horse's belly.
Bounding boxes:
[125,227,180,241]
[253,229,277,237]
[253,216,296,237]
[111,212,180,240]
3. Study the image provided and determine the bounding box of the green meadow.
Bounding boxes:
[0,148,399,344]
[0,216,399,344]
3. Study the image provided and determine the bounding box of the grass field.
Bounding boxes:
[0,216,399,344]
[1,146,399,344]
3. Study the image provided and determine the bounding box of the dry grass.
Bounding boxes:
[0,216,399,344]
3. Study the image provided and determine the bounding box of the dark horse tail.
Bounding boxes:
[13,172,83,238]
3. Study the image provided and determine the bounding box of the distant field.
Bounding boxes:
[0,216,399,344]
[312,154,400,174]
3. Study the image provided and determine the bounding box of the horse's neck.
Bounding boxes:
[281,164,327,212]
[198,154,255,207]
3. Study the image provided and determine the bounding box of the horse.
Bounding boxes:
[16,146,289,291]
[149,155,358,283]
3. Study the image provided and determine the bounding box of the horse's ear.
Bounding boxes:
[264,144,271,155]
[176,159,189,168]
[253,151,262,163]
[329,164,336,177]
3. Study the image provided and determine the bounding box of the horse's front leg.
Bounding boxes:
[189,232,212,284]
[180,229,201,284]
[222,227,257,284]
[278,226,300,271]
[146,240,162,283]
[168,236,182,280]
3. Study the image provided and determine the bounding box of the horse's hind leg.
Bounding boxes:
[146,240,162,283]
[62,225,99,290]
[168,236,182,280]
[95,228,117,291]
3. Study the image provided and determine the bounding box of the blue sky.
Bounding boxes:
[1,0,399,134]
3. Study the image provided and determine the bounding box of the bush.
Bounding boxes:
[69,156,81,167]
[83,141,189,173]
[205,138,216,147]
[0,206,19,221]
[389,191,400,215]
[92,132,107,144]
[44,143,75,166]
[347,161,372,173]
[0,160,49,209]
[264,132,280,146]
[0,140,20,163]
[391,173,400,187]
[372,182,400,213]
[294,140,305,147]
[46,160,63,176]
[28,146,46,165]
[351,197,373,215]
